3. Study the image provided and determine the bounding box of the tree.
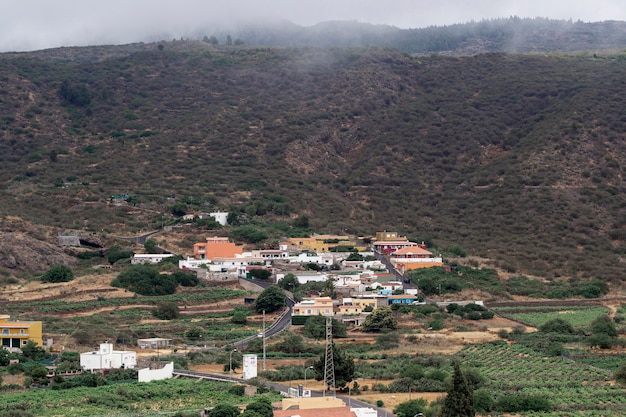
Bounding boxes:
[244,399,273,417]
[111,264,178,296]
[208,404,240,417]
[230,311,248,325]
[144,238,158,254]
[440,361,475,417]
[249,269,272,280]
[590,315,618,338]
[278,273,300,291]
[0,347,10,366]
[152,302,180,320]
[171,270,199,287]
[226,35,233,45]
[292,215,310,228]
[107,245,134,264]
[21,340,47,362]
[304,316,347,339]
[393,399,428,417]
[58,79,91,107]
[41,264,74,283]
[539,318,575,334]
[171,202,188,217]
[313,343,355,390]
[361,307,398,332]
[185,326,204,340]
[255,286,286,313]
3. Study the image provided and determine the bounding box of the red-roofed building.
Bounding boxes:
[390,245,443,274]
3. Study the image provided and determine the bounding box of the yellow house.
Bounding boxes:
[292,297,334,316]
[0,315,43,348]
[287,235,352,252]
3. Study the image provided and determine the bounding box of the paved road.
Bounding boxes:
[233,282,295,350]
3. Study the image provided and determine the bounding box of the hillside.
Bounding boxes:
[1,43,626,282]
[194,17,626,55]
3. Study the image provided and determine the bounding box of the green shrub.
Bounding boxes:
[495,394,551,412]
[152,302,180,320]
[41,265,74,283]
[111,264,178,295]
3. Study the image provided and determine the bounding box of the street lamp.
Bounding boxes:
[349,380,358,407]
[229,348,237,377]
[304,366,314,388]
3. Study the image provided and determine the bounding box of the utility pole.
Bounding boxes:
[262,310,266,371]
[323,317,335,397]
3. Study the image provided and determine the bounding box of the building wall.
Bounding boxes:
[80,343,137,371]
[138,362,174,383]
[0,315,43,347]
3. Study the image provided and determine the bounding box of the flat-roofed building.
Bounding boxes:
[0,315,42,348]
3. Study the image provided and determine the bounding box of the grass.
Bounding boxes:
[491,305,610,327]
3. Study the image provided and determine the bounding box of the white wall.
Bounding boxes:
[138,362,174,383]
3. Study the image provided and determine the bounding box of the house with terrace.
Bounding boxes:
[0,315,42,349]
[292,297,335,317]
[389,245,443,274]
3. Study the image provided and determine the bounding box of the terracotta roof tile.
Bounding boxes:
[274,407,357,417]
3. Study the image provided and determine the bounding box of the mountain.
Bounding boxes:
[1,42,626,282]
[196,17,626,55]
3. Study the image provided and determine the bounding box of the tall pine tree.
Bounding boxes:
[440,361,475,417]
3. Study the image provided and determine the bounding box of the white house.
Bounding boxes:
[288,252,336,265]
[200,212,229,226]
[131,254,175,264]
[80,342,137,371]
[276,272,330,285]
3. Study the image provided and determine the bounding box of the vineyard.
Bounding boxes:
[0,378,280,417]
[457,342,626,415]
[490,305,610,328]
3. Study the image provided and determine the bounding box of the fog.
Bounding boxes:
[2,0,625,52]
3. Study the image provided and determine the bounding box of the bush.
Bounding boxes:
[473,388,494,413]
[230,311,248,325]
[152,302,180,320]
[41,265,74,283]
[107,246,134,264]
[495,394,552,412]
[540,318,575,334]
[111,264,178,296]
[615,363,626,385]
[171,270,200,287]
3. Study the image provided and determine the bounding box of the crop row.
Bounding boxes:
[457,342,623,412]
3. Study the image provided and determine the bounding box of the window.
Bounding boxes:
[2,329,8,335]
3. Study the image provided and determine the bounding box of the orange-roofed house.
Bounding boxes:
[390,245,443,274]
[193,237,243,261]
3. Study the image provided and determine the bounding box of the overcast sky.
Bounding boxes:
[2,0,625,52]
